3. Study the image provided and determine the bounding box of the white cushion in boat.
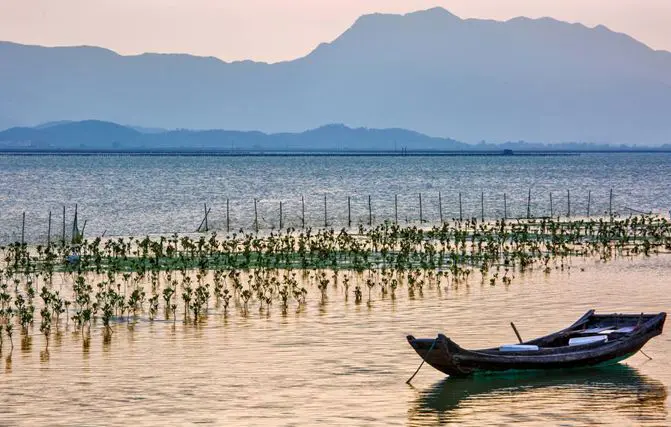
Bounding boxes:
[499,344,539,352]
[613,326,636,333]
[579,327,612,334]
[569,335,607,346]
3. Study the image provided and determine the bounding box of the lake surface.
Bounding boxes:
[1,153,671,244]
[0,254,669,426]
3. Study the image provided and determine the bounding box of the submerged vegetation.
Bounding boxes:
[0,215,670,353]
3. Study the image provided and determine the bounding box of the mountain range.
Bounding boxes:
[1,120,669,152]
[1,7,671,145]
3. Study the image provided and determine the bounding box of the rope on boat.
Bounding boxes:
[639,349,653,360]
[406,337,437,384]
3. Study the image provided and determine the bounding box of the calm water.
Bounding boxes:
[0,255,669,426]
[1,153,671,243]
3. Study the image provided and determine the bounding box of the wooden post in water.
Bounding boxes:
[609,188,613,217]
[394,195,398,225]
[301,195,305,229]
[226,198,230,232]
[419,193,423,224]
[459,193,463,221]
[254,198,258,232]
[21,212,25,245]
[549,192,553,218]
[438,192,443,223]
[503,193,507,220]
[587,191,591,217]
[567,189,571,218]
[62,205,66,244]
[527,189,531,219]
[47,210,52,247]
[279,201,283,230]
[347,196,351,227]
[481,192,484,222]
[204,203,208,232]
[324,194,327,227]
[72,204,78,243]
[368,195,372,226]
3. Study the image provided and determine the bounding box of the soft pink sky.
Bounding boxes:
[1,0,669,62]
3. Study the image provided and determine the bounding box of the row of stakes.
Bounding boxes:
[198,189,617,233]
[13,189,619,244]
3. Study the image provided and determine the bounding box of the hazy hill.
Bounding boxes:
[2,120,669,152]
[1,7,670,145]
[0,120,469,151]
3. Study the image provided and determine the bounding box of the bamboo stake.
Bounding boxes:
[301,195,305,229]
[527,189,531,219]
[550,192,553,218]
[72,204,78,243]
[324,194,327,228]
[348,196,351,227]
[21,212,25,245]
[567,189,571,218]
[394,194,398,225]
[459,193,463,221]
[62,205,66,244]
[254,198,258,232]
[503,193,507,220]
[438,192,443,223]
[204,203,208,232]
[47,210,51,247]
[481,191,484,221]
[368,195,372,226]
[279,201,283,230]
[609,188,613,217]
[587,191,591,217]
[419,193,423,224]
[226,198,230,232]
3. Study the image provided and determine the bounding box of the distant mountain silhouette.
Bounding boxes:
[1,7,670,145]
[0,120,469,150]
[1,120,668,152]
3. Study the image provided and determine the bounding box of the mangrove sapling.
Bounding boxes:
[39,306,52,350]
[365,277,375,302]
[354,285,362,303]
[162,285,175,318]
[4,307,13,350]
[148,293,159,321]
[318,272,329,302]
[182,277,193,321]
[222,289,232,313]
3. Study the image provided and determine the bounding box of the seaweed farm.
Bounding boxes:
[1,154,671,425]
[1,215,669,335]
[0,215,670,425]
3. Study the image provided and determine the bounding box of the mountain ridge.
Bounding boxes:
[1,120,669,152]
[1,7,670,145]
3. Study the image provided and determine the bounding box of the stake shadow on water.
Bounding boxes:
[408,364,667,424]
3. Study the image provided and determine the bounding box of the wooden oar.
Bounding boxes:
[510,322,524,344]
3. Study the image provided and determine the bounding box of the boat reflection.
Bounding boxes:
[408,365,667,426]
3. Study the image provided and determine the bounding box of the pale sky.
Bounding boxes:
[1,0,670,62]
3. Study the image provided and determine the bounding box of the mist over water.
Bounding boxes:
[1,153,670,243]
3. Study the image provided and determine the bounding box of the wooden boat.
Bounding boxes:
[407,310,666,377]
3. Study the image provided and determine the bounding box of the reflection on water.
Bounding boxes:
[409,365,668,426]
[0,255,669,425]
